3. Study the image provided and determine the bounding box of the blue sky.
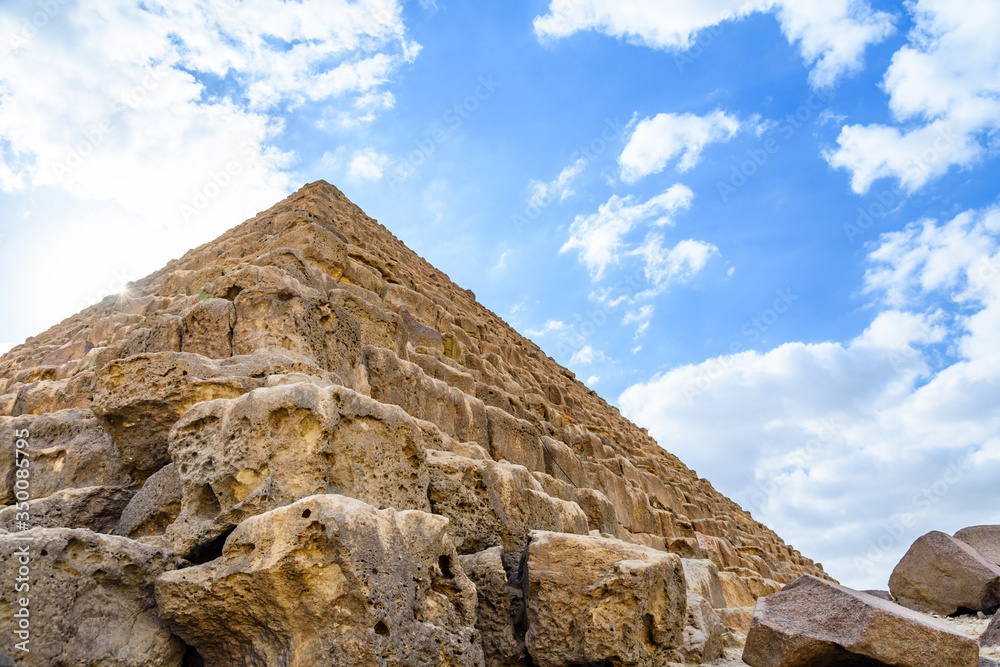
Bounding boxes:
[1,0,999,590]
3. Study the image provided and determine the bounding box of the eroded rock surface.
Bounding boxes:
[0,486,133,533]
[165,381,430,558]
[523,530,688,667]
[0,529,186,666]
[156,494,484,667]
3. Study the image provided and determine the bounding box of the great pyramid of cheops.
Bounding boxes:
[0,181,828,665]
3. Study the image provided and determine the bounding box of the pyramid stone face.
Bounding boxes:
[0,182,828,664]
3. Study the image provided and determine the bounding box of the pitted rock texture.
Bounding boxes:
[0,181,829,663]
[523,530,688,666]
[0,529,187,666]
[155,494,484,667]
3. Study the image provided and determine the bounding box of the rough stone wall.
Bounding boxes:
[0,181,829,664]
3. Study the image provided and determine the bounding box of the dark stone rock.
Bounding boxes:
[743,574,979,667]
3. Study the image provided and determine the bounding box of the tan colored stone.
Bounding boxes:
[426,450,588,561]
[398,305,444,353]
[0,486,133,532]
[156,494,484,667]
[91,351,328,481]
[181,297,236,359]
[718,571,758,608]
[364,345,489,445]
[0,528,186,666]
[41,340,94,367]
[459,546,530,667]
[677,591,726,664]
[0,409,131,504]
[9,372,93,415]
[113,463,182,539]
[683,558,728,609]
[328,284,408,357]
[166,382,429,558]
[486,405,544,472]
[523,530,688,667]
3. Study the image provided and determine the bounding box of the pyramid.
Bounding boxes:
[0,182,826,665]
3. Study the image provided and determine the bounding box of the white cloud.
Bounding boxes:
[0,0,417,334]
[623,305,654,339]
[629,235,718,294]
[526,320,568,337]
[494,250,508,272]
[348,147,391,182]
[561,185,694,280]
[586,375,600,385]
[619,110,740,182]
[570,344,608,365]
[774,1,896,88]
[0,342,14,356]
[865,208,1000,307]
[618,203,1000,590]
[534,0,894,88]
[826,0,1000,192]
[529,157,587,207]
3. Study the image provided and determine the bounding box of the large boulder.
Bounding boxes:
[682,558,727,609]
[0,528,187,666]
[956,525,1000,568]
[426,450,588,564]
[165,382,430,558]
[155,494,484,667]
[0,409,131,504]
[459,546,530,667]
[205,264,363,378]
[742,575,980,667]
[889,530,1000,615]
[523,530,688,667]
[677,591,725,664]
[181,297,236,359]
[92,351,329,481]
[0,486,133,532]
